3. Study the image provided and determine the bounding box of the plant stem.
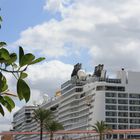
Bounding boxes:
[0,66,27,73]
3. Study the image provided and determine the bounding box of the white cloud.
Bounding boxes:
[14,0,140,71]
[118,0,140,19]
[27,60,73,96]
[15,21,68,57]
[44,0,62,12]
[44,0,72,12]
[15,0,120,58]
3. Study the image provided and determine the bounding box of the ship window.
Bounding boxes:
[130,119,140,123]
[26,120,31,123]
[106,118,117,123]
[107,124,117,129]
[118,112,128,117]
[96,86,105,91]
[129,100,140,105]
[130,106,140,111]
[105,86,118,91]
[50,105,59,111]
[113,134,118,139]
[129,94,140,98]
[118,93,128,98]
[118,118,128,123]
[130,125,140,129]
[105,92,116,97]
[106,105,117,110]
[25,113,31,115]
[118,99,128,104]
[119,134,124,139]
[118,125,128,129]
[97,86,125,91]
[105,86,125,91]
[118,106,128,110]
[80,93,85,98]
[118,86,125,91]
[130,112,140,117]
[106,112,117,116]
[76,88,83,92]
[106,99,117,104]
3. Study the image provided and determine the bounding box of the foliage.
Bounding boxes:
[45,120,64,140]
[45,120,64,131]
[33,108,54,140]
[92,121,112,140]
[34,108,54,123]
[0,15,45,116]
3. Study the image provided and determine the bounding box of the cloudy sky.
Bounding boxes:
[1,0,140,132]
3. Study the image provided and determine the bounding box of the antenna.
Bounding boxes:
[43,94,50,103]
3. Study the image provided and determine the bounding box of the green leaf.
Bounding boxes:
[0,48,10,60]
[0,96,5,105]
[0,16,2,29]
[4,102,12,112]
[20,72,28,79]
[0,96,12,112]
[0,16,2,22]
[0,105,4,116]
[30,57,45,65]
[0,72,8,93]
[20,53,35,67]
[10,53,17,63]
[0,58,6,63]
[0,72,2,91]
[1,76,8,92]
[0,42,7,48]
[2,83,8,92]
[4,96,15,109]
[0,16,2,28]
[5,53,17,66]
[17,80,23,100]
[19,46,24,66]
[17,79,30,102]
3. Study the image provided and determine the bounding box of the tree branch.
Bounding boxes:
[0,66,27,73]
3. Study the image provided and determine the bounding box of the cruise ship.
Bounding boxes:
[13,64,140,139]
[42,64,140,137]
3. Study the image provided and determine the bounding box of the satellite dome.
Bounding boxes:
[43,94,50,103]
[43,94,49,97]
[77,69,86,79]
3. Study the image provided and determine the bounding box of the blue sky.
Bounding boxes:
[1,0,57,42]
[1,0,140,132]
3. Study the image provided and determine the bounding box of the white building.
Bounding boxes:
[13,64,140,139]
[41,64,140,139]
